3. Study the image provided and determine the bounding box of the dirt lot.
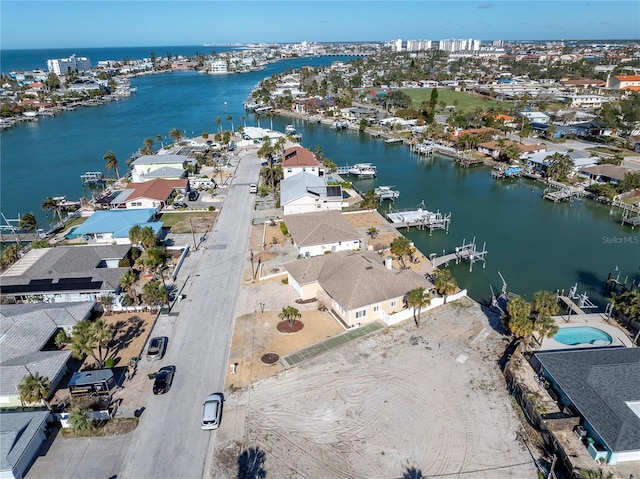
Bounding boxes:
[212,298,537,479]
[159,211,217,233]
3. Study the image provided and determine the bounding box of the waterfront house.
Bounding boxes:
[526,150,598,175]
[129,154,188,183]
[606,75,640,91]
[71,208,162,245]
[0,302,94,409]
[284,211,362,258]
[534,348,640,465]
[109,178,188,210]
[280,171,343,215]
[477,140,546,160]
[578,164,632,185]
[519,111,550,125]
[282,146,320,179]
[284,250,434,328]
[0,245,131,303]
[0,411,50,479]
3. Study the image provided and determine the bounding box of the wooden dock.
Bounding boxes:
[429,237,488,272]
[459,157,484,168]
[622,215,640,228]
[557,296,587,316]
[386,204,451,235]
[0,232,41,244]
[543,188,577,202]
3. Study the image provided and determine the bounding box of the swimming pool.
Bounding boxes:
[553,326,613,346]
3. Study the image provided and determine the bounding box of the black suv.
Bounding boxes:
[188,190,199,201]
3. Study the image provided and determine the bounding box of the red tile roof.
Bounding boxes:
[282,146,319,168]
[118,178,188,202]
[615,75,640,81]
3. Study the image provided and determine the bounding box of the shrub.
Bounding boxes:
[281,277,289,285]
[118,257,131,268]
[55,329,70,348]
[208,206,216,211]
[279,222,289,236]
[104,357,115,369]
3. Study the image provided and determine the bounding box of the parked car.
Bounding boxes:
[147,336,167,360]
[249,184,257,194]
[152,366,176,395]
[188,190,199,201]
[201,392,224,430]
[173,201,187,209]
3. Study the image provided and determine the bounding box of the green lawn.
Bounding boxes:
[400,88,507,113]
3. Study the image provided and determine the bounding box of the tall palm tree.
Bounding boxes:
[70,319,114,369]
[433,269,458,302]
[18,372,51,409]
[41,197,63,222]
[532,290,559,320]
[156,134,164,148]
[504,295,534,344]
[169,128,183,144]
[534,315,559,342]
[215,116,222,134]
[145,246,167,284]
[18,212,38,234]
[279,306,301,328]
[103,150,120,180]
[407,287,431,328]
[226,115,234,133]
[119,270,138,305]
[240,115,246,127]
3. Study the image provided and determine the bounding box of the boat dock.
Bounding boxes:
[543,187,578,203]
[429,237,488,272]
[459,157,484,168]
[492,166,522,179]
[386,202,451,235]
[410,143,434,155]
[384,138,403,145]
[622,215,640,228]
[81,171,106,186]
[557,284,598,318]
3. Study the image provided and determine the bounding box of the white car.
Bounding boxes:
[201,393,224,430]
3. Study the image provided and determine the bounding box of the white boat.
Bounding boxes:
[285,124,302,139]
[349,163,377,178]
[374,186,400,200]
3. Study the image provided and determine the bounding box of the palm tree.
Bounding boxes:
[68,407,94,434]
[532,290,559,320]
[156,134,164,148]
[98,295,114,315]
[279,306,301,328]
[141,280,169,307]
[241,115,246,127]
[433,269,458,302]
[366,227,379,239]
[215,116,222,134]
[18,212,38,234]
[390,236,412,269]
[407,287,431,328]
[145,246,167,283]
[41,197,63,222]
[103,150,120,181]
[169,128,183,144]
[534,315,559,343]
[226,115,234,133]
[18,372,51,409]
[119,270,138,305]
[70,319,114,369]
[504,295,534,344]
[1,243,21,268]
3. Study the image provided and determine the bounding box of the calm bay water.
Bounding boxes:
[0,48,637,308]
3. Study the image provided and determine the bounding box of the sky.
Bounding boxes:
[1,0,639,50]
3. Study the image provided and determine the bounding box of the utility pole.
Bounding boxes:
[189,218,197,250]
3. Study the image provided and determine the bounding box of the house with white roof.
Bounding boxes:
[519,111,550,125]
[285,250,434,327]
[526,150,599,175]
[0,302,94,409]
[281,146,320,179]
[0,245,131,303]
[129,154,187,183]
[71,208,162,245]
[284,211,362,257]
[280,172,343,215]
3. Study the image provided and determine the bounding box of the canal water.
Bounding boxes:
[1,55,637,308]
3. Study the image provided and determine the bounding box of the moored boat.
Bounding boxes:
[349,163,377,178]
[374,186,400,200]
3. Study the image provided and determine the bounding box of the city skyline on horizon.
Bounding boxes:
[1,1,638,50]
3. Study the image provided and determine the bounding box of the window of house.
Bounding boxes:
[390,300,397,307]
[287,168,292,173]
[355,309,366,319]
[373,305,379,312]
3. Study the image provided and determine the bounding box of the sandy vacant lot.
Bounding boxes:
[212,298,537,479]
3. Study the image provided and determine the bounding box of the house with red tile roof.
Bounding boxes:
[110,178,188,209]
[606,75,640,90]
[281,146,320,179]
[478,140,546,160]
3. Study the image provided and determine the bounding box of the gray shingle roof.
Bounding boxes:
[284,211,361,247]
[280,172,342,206]
[0,245,131,294]
[536,348,640,453]
[285,251,433,310]
[131,154,188,166]
[0,411,49,472]
[0,303,91,396]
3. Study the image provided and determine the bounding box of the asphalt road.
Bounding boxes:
[119,149,261,479]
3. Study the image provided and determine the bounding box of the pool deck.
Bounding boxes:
[538,314,634,351]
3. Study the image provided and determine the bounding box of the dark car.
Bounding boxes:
[146,336,166,360]
[152,366,176,395]
[188,190,199,201]
[173,201,187,209]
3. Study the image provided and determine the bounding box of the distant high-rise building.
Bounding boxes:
[438,39,480,52]
[47,54,92,76]
[395,39,403,52]
[492,40,504,47]
[406,40,432,52]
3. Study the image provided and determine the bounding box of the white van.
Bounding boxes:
[249,184,257,194]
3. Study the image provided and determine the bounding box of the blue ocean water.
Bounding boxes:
[0,46,636,306]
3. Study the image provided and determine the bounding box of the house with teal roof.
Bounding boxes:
[72,208,162,245]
